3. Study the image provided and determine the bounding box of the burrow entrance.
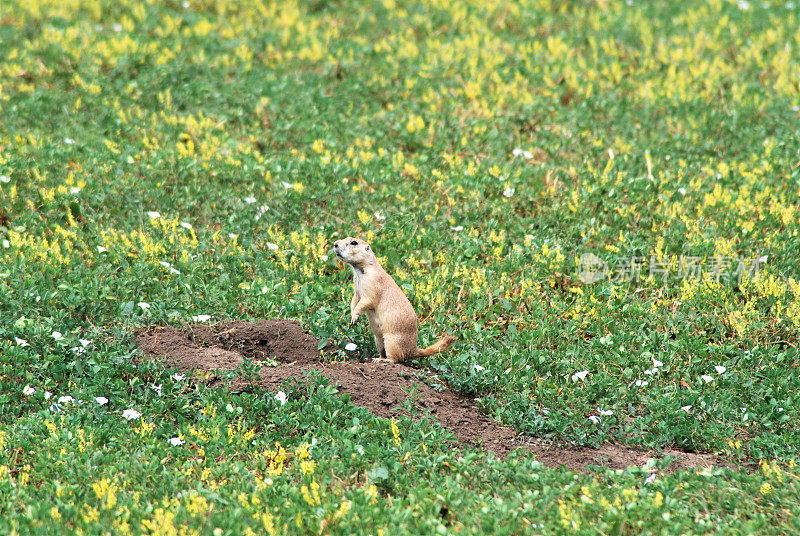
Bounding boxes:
[135,320,725,474]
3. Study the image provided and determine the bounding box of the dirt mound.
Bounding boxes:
[136,320,725,474]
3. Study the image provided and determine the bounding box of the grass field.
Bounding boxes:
[2,0,800,533]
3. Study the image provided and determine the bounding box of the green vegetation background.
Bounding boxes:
[1,0,800,533]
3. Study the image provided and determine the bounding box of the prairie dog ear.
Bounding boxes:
[365,245,370,250]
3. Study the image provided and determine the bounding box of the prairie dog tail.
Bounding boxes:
[416,335,457,358]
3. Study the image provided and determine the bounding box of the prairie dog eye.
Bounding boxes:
[350,241,358,246]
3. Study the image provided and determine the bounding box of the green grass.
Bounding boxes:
[2,0,800,533]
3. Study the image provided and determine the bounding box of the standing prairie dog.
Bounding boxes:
[333,237,456,363]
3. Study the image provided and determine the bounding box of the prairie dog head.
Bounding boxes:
[333,237,375,268]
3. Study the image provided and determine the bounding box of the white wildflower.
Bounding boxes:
[572,370,589,382]
[122,408,142,420]
[159,261,180,275]
[255,205,270,220]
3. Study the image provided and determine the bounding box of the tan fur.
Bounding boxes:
[333,237,456,363]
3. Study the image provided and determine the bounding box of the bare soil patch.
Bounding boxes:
[136,320,725,474]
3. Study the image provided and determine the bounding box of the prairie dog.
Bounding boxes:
[333,237,456,363]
